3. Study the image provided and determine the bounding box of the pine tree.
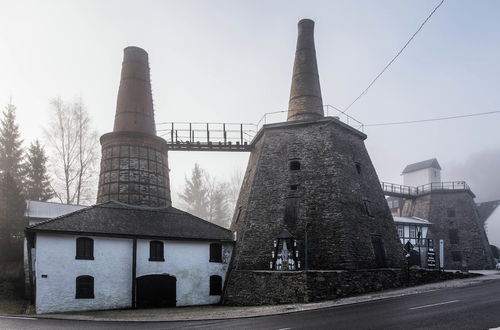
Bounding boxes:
[179,163,209,219]
[0,172,26,262]
[0,102,24,183]
[208,181,231,228]
[23,140,53,201]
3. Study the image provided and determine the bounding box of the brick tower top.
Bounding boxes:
[113,46,156,135]
[287,19,324,122]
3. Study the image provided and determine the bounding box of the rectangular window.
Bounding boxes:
[397,225,404,238]
[371,235,387,268]
[149,241,164,261]
[209,275,222,295]
[449,229,459,244]
[210,243,222,262]
[409,226,416,238]
[393,200,399,208]
[76,237,94,260]
[363,199,375,217]
[75,275,94,299]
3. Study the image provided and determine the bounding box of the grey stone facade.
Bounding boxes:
[224,269,477,306]
[402,191,494,269]
[223,117,406,304]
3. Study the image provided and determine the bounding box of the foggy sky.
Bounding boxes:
[1,0,499,204]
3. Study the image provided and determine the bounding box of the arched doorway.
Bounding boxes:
[136,274,176,308]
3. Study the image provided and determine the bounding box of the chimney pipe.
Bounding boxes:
[113,46,156,135]
[287,19,324,122]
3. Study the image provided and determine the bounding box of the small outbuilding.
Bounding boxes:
[25,201,234,314]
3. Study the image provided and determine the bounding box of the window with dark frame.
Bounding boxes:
[290,184,299,191]
[209,243,222,262]
[289,160,301,171]
[149,241,164,261]
[363,199,375,217]
[76,237,94,260]
[209,275,222,295]
[75,275,94,299]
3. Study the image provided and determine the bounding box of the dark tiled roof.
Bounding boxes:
[477,200,500,225]
[402,158,441,174]
[26,201,233,241]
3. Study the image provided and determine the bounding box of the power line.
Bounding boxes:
[343,0,445,114]
[365,110,500,127]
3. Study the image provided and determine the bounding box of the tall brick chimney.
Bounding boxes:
[96,47,171,207]
[287,19,324,122]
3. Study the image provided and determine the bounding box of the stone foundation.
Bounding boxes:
[223,269,479,306]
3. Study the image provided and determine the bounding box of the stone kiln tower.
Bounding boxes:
[223,19,404,305]
[96,46,171,207]
[401,190,494,269]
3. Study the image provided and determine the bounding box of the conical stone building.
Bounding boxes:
[223,19,404,305]
[96,47,171,207]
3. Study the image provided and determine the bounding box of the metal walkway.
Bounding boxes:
[157,122,256,152]
[381,181,472,198]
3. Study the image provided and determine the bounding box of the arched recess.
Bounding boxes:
[136,274,176,308]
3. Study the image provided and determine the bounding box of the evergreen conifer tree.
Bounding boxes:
[0,102,24,183]
[179,163,209,219]
[0,172,26,261]
[23,140,53,201]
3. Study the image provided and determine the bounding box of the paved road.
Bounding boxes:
[2,279,500,330]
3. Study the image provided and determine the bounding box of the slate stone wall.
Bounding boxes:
[228,118,404,275]
[96,132,171,207]
[223,269,478,306]
[402,191,494,269]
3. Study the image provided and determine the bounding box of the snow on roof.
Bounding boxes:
[402,158,441,174]
[393,216,432,225]
[24,200,86,219]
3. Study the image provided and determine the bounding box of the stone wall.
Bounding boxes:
[402,191,494,269]
[223,269,479,306]
[228,118,404,273]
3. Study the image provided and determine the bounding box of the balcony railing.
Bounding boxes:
[381,181,471,198]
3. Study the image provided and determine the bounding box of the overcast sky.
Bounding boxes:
[1,0,499,203]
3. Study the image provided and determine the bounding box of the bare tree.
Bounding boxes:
[44,97,99,205]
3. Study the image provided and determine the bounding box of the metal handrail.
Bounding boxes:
[381,181,471,197]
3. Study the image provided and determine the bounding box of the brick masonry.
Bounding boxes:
[402,191,494,269]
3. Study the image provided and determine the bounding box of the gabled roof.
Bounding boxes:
[26,201,234,242]
[402,158,441,174]
[24,200,86,219]
[477,200,500,225]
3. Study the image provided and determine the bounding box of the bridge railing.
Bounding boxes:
[381,181,472,198]
[156,122,257,146]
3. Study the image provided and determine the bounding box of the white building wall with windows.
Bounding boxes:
[35,233,133,314]
[136,239,232,306]
[34,234,233,314]
[403,168,441,187]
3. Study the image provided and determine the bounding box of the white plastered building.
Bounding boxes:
[25,201,234,314]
